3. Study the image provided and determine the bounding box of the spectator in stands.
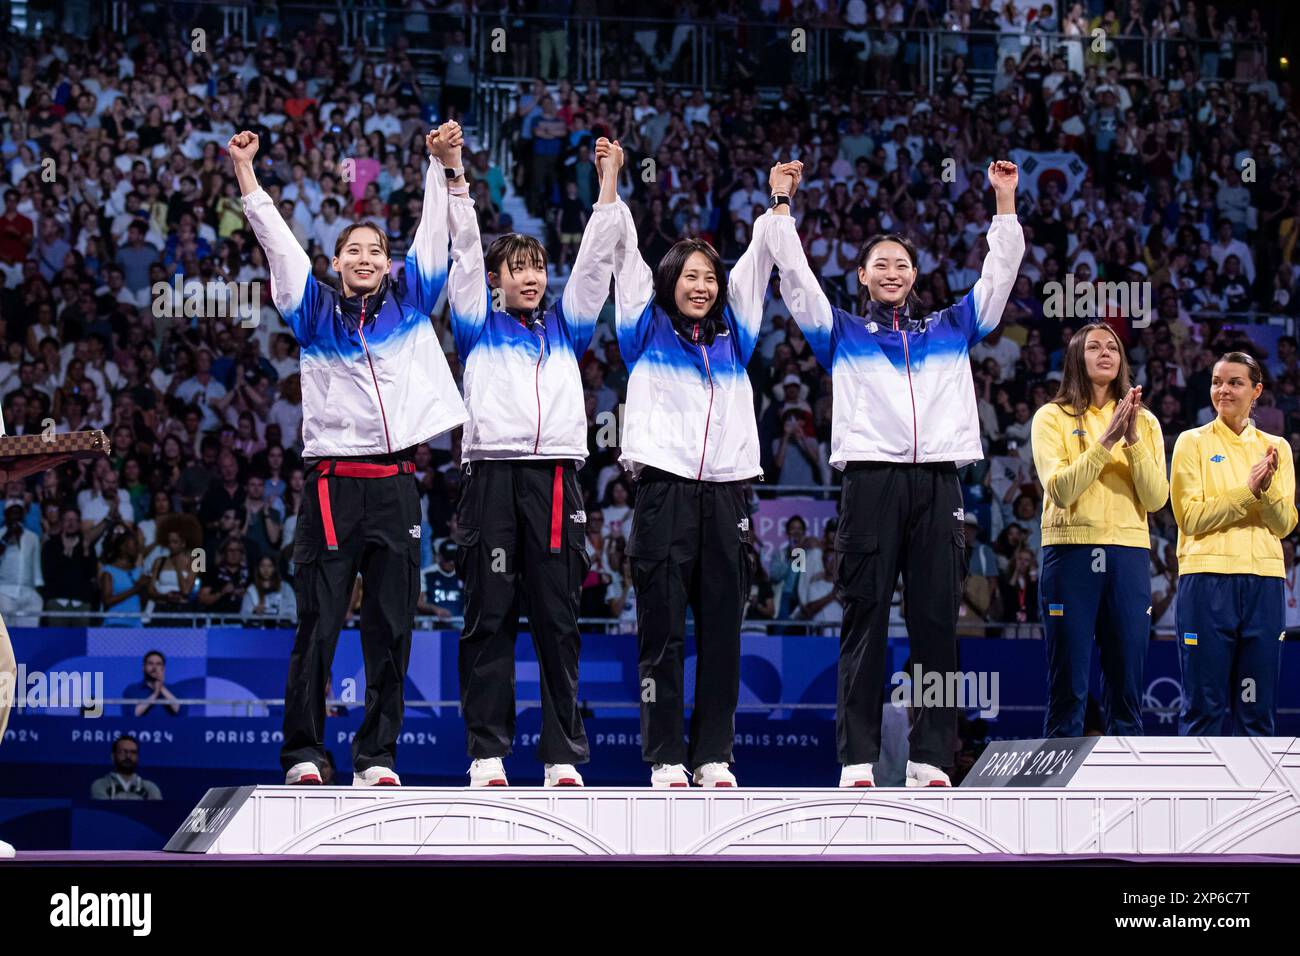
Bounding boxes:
[796,547,843,635]
[99,525,147,627]
[417,541,464,624]
[80,461,135,554]
[121,651,182,718]
[769,515,818,628]
[90,735,163,800]
[40,505,97,627]
[197,536,251,621]
[999,545,1041,640]
[0,503,42,626]
[242,554,297,626]
[146,529,199,625]
[959,512,1001,636]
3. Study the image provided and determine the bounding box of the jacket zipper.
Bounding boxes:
[695,323,715,480]
[356,301,393,454]
[532,322,544,454]
[898,306,918,464]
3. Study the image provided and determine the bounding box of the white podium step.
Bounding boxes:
[168,737,1300,857]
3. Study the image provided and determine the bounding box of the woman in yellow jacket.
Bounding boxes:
[1031,322,1168,737]
[1170,351,1296,736]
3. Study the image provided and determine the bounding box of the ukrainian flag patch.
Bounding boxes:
[1183,633,1198,646]
[1048,604,1065,617]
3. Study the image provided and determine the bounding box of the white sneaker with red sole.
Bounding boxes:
[544,764,584,787]
[353,766,401,787]
[692,763,737,788]
[650,763,690,788]
[469,757,508,788]
[905,761,952,787]
[285,761,322,785]
[838,763,875,787]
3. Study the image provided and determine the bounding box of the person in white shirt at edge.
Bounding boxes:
[0,503,42,626]
[0,414,75,856]
[431,122,621,789]
[230,128,468,789]
[766,158,1024,787]
[610,152,801,789]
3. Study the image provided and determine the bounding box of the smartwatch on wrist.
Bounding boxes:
[769,194,790,210]
[444,165,465,181]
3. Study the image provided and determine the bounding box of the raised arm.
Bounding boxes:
[957,160,1025,346]
[558,137,624,358]
[610,196,657,367]
[403,127,452,317]
[726,165,793,362]
[433,122,489,358]
[764,161,836,369]
[230,131,320,346]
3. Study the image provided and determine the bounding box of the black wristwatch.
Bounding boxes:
[769,194,790,209]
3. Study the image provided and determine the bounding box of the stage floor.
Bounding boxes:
[6,849,1298,866]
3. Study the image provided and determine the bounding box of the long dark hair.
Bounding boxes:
[854,232,923,315]
[1050,322,1133,416]
[654,238,728,328]
[1050,322,1135,451]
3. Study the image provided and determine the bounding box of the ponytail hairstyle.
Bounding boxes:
[1217,350,1264,412]
[854,232,923,316]
[1218,350,1263,387]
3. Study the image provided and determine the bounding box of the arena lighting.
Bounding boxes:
[1280,56,1290,69]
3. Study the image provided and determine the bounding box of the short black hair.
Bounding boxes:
[654,239,728,326]
[485,232,547,277]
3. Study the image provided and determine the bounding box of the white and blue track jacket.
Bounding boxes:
[445,175,620,462]
[766,212,1024,468]
[243,158,467,458]
[612,201,780,482]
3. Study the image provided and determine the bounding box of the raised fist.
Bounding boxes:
[228,131,260,164]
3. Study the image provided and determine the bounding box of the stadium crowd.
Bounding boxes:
[0,0,1295,637]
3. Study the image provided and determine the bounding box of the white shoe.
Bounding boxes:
[906,760,952,787]
[352,766,401,787]
[285,761,323,785]
[692,762,737,788]
[544,764,584,787]
[469,757,509,788]
[839,763,875,787]
[650,763,690,788]
[0,838,13,858]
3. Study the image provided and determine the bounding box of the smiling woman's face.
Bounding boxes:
[858,240,915,307]
[331,225,388,298]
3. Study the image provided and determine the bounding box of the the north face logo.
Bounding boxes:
[570,511,587,523]
[738,517,750,532]
[409,525,421,538]
[953,508,964,522]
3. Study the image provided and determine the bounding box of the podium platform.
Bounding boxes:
[166,737,1300,857]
